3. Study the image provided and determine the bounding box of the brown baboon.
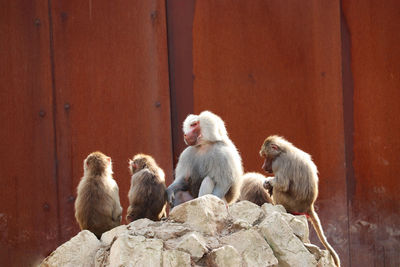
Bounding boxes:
[74,151,122,239]
[166,111,243,208]
[238,172,272,206]
[126,154,167,222]
[260,135,340,267]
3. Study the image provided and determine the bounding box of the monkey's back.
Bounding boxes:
[274,148,319,213]
[127,169,167,222]
[75,175,120,237]
[239,173,272,206]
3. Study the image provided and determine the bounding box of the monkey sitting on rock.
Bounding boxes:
[126,154,167,222]
[260,135,340,267]
[74,151,122,239]
[166,111,243,208]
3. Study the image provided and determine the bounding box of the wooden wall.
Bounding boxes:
[1,0,399,266]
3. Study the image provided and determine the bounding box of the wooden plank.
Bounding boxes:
[0,1,59,265]
[192,0,349,265]
[342,0,400,265]
[49,0,173,242]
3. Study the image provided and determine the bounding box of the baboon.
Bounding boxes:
[260,135,340,267]
[126,154,167,222]
[166,111,243,208]
[74,151,122,239]
[238,172,272,206]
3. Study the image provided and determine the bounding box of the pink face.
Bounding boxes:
[184,120,201,146]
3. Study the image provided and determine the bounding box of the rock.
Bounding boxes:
[176,232,208,261]
[304,243,336,267]
[220,229,278,266]
[100,224,128,246]
[163,249,191,267]
[261,202,286,214]
[169,195,228,235]
[229,200,264,225]
[207,245,241,267]
[40,230,100,267]
[280,213,310,243]
[259,212,317,267]
[109,234,163,266]
[42,197,335,267]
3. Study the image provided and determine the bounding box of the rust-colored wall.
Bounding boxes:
[192,0,349,264]
[0,1,58,266]
[342,0,400,266]
[50,0,172,243]
[0,0,172,266]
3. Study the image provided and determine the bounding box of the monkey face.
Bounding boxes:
[262,156,274,174]
[184,120,202,146]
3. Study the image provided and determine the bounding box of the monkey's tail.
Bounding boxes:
[309,208,341,267]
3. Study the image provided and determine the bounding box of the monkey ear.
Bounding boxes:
[106,157,111,163]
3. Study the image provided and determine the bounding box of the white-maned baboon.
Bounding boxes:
[126,154,167,222]
[166,111,243,208]
[74,151,122,238]
[260,135,340,267]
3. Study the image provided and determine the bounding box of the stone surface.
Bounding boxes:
[109,234,163,266]
[259,212,317,267]
[169,195,228,235]
[42,197,336,267]
[261,202,286,214]
[40,230,100,267]
[163,249,191,267]
[229,200,264,225]
[207,245,241,267]
[221,229,278,266]
[280,212,310,243]
[176,232,208,261]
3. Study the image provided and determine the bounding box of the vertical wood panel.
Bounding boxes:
[50,0,173,242]
[192,0,349,265]
[342,0,400,265]
[0,1,59,266]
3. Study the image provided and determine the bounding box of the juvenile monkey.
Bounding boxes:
[238,172,272,206]
[260,136,340,267]
[126,154,167,222]
[74,152,122,239]
[166,111,243,208]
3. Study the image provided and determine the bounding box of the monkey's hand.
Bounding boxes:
[166,188,175,208]
[263,179,273,196]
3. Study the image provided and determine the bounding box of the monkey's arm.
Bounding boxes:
[111,186,123,222]
[268,175,289,193]
[166,178,189,207]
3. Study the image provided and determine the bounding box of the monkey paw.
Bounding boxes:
[166,189,175,208]
[263,180,273,196]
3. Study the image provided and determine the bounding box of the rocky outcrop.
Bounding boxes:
[40,195,335,267]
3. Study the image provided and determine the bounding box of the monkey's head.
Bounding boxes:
[259,135,286,173]
[182,111,228,146]
[84,151,112,176]
[129,154,156,175]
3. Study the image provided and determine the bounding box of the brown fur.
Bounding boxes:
[74,151,122,239]
[260,136,340,267]
[126,154,167,222]
[238,172,272,206]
